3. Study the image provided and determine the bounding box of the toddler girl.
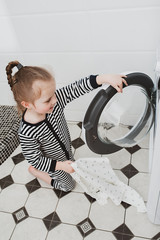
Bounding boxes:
[6,61,127,192]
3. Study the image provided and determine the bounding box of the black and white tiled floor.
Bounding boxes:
[0,122,160,240]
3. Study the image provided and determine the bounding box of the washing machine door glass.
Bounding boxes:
[98,85,154,147]
[83,72,155,154]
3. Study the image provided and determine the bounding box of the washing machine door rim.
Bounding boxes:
[83,72,155,154]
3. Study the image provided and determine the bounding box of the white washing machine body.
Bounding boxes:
[83,56,160,224]
[147,58,160,224]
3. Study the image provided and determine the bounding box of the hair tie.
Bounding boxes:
[17,63,23,70]
[11,63,23,87]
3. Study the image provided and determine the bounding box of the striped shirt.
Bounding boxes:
[18,75,100,177]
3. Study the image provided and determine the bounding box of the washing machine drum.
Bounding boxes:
[83,72,155,154]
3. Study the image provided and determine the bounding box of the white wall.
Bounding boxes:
[0,0,160,121]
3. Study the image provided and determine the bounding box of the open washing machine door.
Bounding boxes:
[83,72,155,154]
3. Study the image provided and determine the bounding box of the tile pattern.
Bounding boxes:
[121,164,139,179]
[121,201,131,210]
[12,153,25,165]
[12,207,29,224]
[77,218,95,237]
[0,121,160,240]
[43,211,61,231]
[125,145,141,154]
[152,232,160,240]
[0,174,14,190]
[71,137,85,149]
[113,223,134,240]
[54,189,71,199]
[25,178,41,193]
[84,193,96,204]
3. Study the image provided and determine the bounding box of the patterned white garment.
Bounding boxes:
[71,157,146,213]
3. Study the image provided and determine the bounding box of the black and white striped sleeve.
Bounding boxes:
[56,75,101,108]
[19,134,56,173]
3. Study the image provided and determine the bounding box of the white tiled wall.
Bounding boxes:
[0,0,160,121]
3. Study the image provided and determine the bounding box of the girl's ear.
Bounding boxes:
[21,101,31,109]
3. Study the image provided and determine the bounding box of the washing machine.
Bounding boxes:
[83,56,160,224]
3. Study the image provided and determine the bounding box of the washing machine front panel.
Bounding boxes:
[83,72,154,154]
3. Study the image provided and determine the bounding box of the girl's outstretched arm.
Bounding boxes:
[56,75,101,108]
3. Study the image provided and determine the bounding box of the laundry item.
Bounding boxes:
[71,157,146,213]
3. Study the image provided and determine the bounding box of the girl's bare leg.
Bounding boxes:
[28,166,52,185]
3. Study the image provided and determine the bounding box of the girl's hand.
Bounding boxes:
[55,161,75,173]
[96,74,128,93]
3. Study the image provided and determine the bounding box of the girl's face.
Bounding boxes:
[31,78,57,114]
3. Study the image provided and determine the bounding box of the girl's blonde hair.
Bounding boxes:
[6,60,54,115]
